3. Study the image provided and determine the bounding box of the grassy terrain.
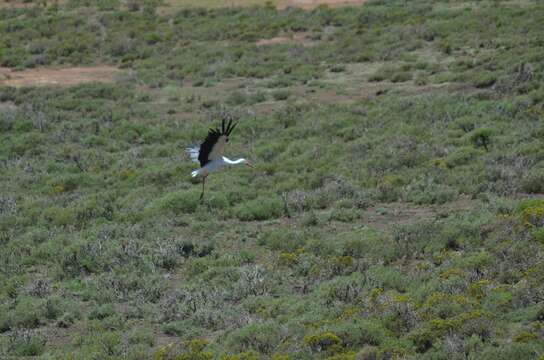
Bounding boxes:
[1,0,544,359]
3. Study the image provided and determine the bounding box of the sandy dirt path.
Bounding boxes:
[0,66,120,87]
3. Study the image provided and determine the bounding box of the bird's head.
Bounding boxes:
[244,159,254,168]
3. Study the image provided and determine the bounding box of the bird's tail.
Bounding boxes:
[191,169,200,178]
[185,147,200,164]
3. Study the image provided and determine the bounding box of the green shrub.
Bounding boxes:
[42,206,76,227]
[226,91,248,106]
[445,147,482,168]
[9,330,45,357]
[226,322,282,354]
[455,116,476,133]
[330,208,358,222]
[304,332,342,353]
[532,228,544,244]
[152,190,201,214]
[390,71,412,83]
[272,90,290,101]
[88,304,115,320]
[12,298,44,328]
[233,197,283,221]
[468,128,493,150]
[330,319,388,348]
[521,168,544,194]
[258,230,305,252]
[473,72,497,88]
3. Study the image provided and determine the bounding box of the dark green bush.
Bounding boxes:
[468,128,493,150]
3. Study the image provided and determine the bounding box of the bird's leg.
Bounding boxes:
[200,176,206,202]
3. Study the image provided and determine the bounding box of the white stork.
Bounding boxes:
[186,119,253,201]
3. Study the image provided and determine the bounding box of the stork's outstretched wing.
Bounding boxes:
[195,119,237,167]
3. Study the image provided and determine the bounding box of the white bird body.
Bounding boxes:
[186,119,252,200]
[190,156,248,178]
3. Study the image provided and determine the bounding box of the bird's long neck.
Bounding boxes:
[222,157,246,165]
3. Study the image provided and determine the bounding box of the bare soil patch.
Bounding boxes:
[158,0,367,14]
[361,196,477,231]
[256,36,292,46]
[256,32,316,47]
[0,66,120,87]
[277,0,368,10]
[0,101,17,111]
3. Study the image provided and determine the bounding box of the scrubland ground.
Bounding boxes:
[1,0,544,359]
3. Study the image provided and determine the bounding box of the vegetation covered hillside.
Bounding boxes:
[1,0,543,358]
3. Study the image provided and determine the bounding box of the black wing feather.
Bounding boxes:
[226,121,237,136]
[197,120,238,167]
[198,127,221,166]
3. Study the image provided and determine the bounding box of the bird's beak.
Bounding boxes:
[246,161,254,169]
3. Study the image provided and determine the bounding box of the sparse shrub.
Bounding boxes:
[521,168,544,194]
[331,255,353,275]
[236,265,269,298]
[155,338,214,360]
[152,190,200,214]
[233,197,283,221]
[340,229,388,260]
[301,211,319,226]
[532,228,544,244]
[272,90,290,101]
[518,199,544,228]
[304,332,342,353]
[326,352,356,360]
[445,147,481,168]
[42,206,76,227]
[221,351,260,360]
[162,321,201,337]
[391,221,443,259]
[126,0,141,11]
[258,230,305,252]
[330,65,346,73]
[390,71,412,83]
[57,312,79,328]
[226,322,282,355]
[128,328,154,346]
[404,177,458,205]
[375,185,399,203]
[88,304,115,320]
[512,331,537,343]
[207,192,230,210]
[8,329,45,357]
[455,116,476,133]
[473,72,497,88]
[226,91,248,106]
[468,128,493,151]
[318,273,364,305]
[330,208,359,222]
[12,297,44,329]
[278,251,299,267]
[44,296,64,320]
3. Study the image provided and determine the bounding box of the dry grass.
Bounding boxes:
[0,66,120,87]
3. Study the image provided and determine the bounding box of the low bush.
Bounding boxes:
[521,168,544,194]
[233,197,283,221]
[151,190,201,214]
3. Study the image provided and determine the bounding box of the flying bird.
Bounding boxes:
[186,119,253,201]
